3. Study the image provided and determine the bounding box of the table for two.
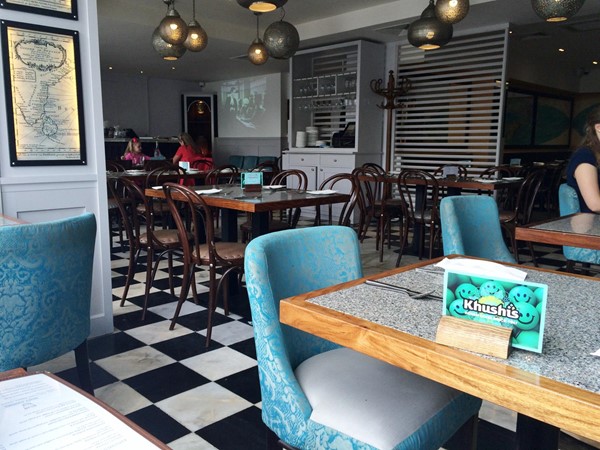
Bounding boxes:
[145,185,350,242]
[516,213,600,250]
[280,256,600,449]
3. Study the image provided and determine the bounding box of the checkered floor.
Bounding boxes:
[29,214,599,450]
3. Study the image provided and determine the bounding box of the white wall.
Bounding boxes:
[101,72,199,137]
[0,1,113,337]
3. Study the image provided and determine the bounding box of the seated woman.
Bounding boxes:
[173,133,213,170]
[121,137,150,167]
[566,106,600,213]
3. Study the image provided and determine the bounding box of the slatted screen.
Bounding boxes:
[394,28,509,176]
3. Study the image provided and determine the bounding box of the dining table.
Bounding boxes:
[279,256,600,449]
[145,184,351,242]
[515,212,600,250]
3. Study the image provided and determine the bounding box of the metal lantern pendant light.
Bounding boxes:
[159,0,188,45]
[263,10,299,59]
[152,27,187,60]
[248,13,269,65]
[184,0,208,52]
[435,0,470,24]
[408,0,453,50]
[237,0,288,13]
[531,0,585,22]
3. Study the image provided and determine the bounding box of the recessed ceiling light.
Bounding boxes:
[172,66,176,70]
[140,70,144,74]
[108,66,113,70]
[593,61,599,65]
[558,48,565,52]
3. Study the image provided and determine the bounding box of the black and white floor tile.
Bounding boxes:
[29,216,599,450]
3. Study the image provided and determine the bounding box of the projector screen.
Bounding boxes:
[218,73,282,138]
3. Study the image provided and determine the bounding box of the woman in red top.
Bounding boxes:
[173,133,213,185]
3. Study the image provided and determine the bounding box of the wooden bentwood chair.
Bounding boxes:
[313,172,358,227]
[163,183,246,347]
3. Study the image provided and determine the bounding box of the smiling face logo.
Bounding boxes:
[514,302,540,331]
[448,299,468,318]
[454,283,479,300]
[509,285,537,305]
[479,281,506,300]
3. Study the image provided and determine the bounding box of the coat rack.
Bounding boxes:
[370,70,411,172]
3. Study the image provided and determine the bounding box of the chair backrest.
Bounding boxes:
[352,166,384,211]
[241,155,259,170]
[558,183,579,216]
[258,155,279,166]
[228,155,244,168]
[479,165,513,179]
[143,159,172,172]
[107,160,126,172]
[316,172,358,226]
[0,213,96,370]
[398,169,440,224]
[271,169,308,190]
[190,157,214,171]
[206,165,239,185]
[244,226,362,447]
[556,183,600,264]
[440,196,516,263]
[361,162,386,175]
[145,164,187,188]
[514,169,545,225]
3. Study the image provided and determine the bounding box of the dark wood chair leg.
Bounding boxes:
[74,341,94,395]
[265,428,299,450]
[516,413,559,450]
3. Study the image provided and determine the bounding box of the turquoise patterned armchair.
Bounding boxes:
[440,195,516,263]
[558,183,600,266]
[0,213,96,393]
[245,226,482,450]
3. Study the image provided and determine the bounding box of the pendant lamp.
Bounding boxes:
[435,0,470,24]
[531,0,585,22]
[158,0,188,45]
[184,0,208,52]
[248,13,269,65]
[237,0,287,13]
[408,0,453,50]
[263,18,299,59]
[152,27,187,60]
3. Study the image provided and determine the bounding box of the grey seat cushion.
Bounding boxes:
[295,348,479,450]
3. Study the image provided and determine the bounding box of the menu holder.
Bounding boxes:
[436,315,513,359]
[241,172,263,192]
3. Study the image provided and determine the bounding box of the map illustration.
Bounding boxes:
[5,25,82,161]
[5,0,73,14]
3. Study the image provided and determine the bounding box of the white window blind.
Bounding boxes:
[394,28,508,176]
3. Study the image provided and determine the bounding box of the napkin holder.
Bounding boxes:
[436,316,512,359]
[241,172,263,193]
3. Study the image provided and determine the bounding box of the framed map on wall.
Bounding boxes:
[1,21,86,166]
[0,0,78,21]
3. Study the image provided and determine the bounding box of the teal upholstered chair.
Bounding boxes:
[440,195,516,263]
[0,213,96,393]
[245,226,482,450]
[558,183,600,268]
[227,154,244,168]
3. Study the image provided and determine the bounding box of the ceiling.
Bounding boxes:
[97,0,600,83]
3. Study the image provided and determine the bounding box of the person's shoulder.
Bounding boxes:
[572,146,596,162]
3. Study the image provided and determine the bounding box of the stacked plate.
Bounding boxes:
[296,131,307,148]
[306,126,318,147]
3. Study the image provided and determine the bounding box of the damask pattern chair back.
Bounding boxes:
[440,195,516,263]
[0,213,96,393]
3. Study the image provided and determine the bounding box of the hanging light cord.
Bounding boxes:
[192,0,196,20]
[255,13,260,40]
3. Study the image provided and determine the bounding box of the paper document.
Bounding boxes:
[0,374,161,449]
[435,257,527,281]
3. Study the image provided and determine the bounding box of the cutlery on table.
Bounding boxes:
[364,279,442,300]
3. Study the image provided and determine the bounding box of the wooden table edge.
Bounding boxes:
[279,256,600,442]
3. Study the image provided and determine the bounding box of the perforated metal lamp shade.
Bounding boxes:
[408,0,453,50]
[264,20,299,59]
[435,0,470,24]
[237,0,287,13]
[152,27,187,60]
[158,2,188,45]
[248,38,269,64]
[531,0,585,22]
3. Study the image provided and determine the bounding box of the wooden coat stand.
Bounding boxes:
[370,70,411,172]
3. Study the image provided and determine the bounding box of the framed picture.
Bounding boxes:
[1,20,87,166]
[534,96,572,146]
[0,0,78,21]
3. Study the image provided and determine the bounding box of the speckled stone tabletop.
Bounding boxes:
[308,263,600,395]
[532,213,600,237]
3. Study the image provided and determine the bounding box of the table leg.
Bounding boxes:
[221,209,238,242]
[516,414,559,450]
[251,212,270,238]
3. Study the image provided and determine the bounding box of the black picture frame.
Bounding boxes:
[1,20,87,166]
[0,0,78,21]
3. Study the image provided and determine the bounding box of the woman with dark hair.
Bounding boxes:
[173,133,213,170]
[566,107,600,213]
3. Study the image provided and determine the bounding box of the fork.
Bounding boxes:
[364,279,442,300]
